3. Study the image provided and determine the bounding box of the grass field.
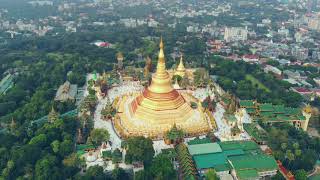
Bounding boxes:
[245,74,271,92]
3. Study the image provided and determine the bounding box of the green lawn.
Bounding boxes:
[245,74,271,92]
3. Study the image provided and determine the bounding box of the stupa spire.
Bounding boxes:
[156,36,166,76]
[148,37,174,94]
[175,54,186,77]
[177,54,185,70]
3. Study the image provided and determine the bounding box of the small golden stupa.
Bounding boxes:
[115,38,210,139]
[175,55,186,77]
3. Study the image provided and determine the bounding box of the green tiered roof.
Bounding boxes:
[236,169,259,180]
[223,149,245,157]
[239,100,255,108]
[188,140,277,175]
[241,100,306,123]
[273,105,285,114]
[225,114,237,122]
[218,141,259,152]
[187,138,212,145]
[102,150,112,158]
[193,153,227,169]
[243,123,267,143]
[188,143,222,156]
[285,107,300,115]
[228,154,278,171]
[246,108,256,114]
[76,144,95,156]
[259,103,274,112]
[260,111,274,117]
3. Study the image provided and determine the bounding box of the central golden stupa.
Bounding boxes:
[114,38,211,139]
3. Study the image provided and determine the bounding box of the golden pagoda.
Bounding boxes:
[115,38,211,139]
[175,55,186,77]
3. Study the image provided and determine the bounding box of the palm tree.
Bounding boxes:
[286,150,295,169]
[281,143,287,151]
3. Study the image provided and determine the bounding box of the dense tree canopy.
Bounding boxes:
[87,128,110,147]
[123,136,155,165]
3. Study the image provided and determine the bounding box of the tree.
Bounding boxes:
[87,128,110,147]
[1,160,14,179]
[35,155,60,180]
[124,136,155,165]
[286,150,295,167]
[29,134,47,147]
[294,169,307,180]
[82,165,106,180]
[111,167,130,180]
[51,140,60,153]
[271,171,285,180]
[150,153,176,180]
[134,170,148,180]
[59,139,73,157]
[183,38,206,55]
[205,169,219,180]
[63,153,85,178]
[281,143,287,151]
[112,148,122,164]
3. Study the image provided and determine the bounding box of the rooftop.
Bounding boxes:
[187,138,211,145]
[236,169,259,180]
[188,140,277,175]
[187,143,222,155]
[225,114,237,122]
[193,153,228,170]
[218,141,259,151]
[229,154,278,171]
[239,100,255,108]
[259,103,273,112]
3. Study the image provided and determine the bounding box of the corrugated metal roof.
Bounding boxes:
[193,153,227,170]
[187,143,222,155]
[218,141,259,151]
[229,154,278,171]
[236,169,259,180]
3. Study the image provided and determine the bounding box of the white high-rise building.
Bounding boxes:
[224,27,248,42]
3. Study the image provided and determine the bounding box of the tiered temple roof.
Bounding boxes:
[239,100,307,122]
[115,38,211,139]
[55,81,77,102]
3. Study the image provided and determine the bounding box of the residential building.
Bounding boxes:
[314,77,320,86]
[264,65,282,76]
[224,27,248,42]
[278,26,289,37]
[242,54,259,63]
[291,46,309,60]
